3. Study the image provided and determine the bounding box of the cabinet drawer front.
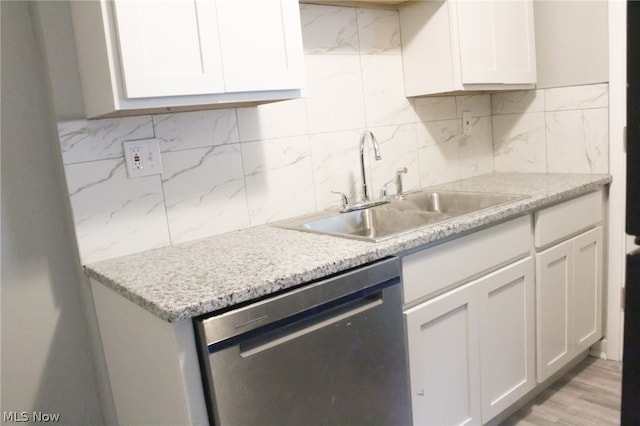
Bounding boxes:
[402,215,531,305]
[534,191,603,248]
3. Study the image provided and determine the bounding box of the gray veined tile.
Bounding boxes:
[304,55,366,134]
[456,94,492,118]
[64,158,170,264]
[369,124,420,196]
[416,119,462,186]
[493,112,547,173]
[417,135,461,187]
[236,98,308,142]
[58,116,153,164]
[361,55,417,127]
[161,144,249,244]
[414,97,458,122]
[152,109,239,152]
[546,109,609,174]
[300,4,358,54]
[309,129,363,210]
[416,118,463,148]
[356,8,401,54]
[544,83,609,112]
[492,89,544,115]
[242,135,316,226]
[460,116,494,179]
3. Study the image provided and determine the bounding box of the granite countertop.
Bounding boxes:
[85,173,612,322]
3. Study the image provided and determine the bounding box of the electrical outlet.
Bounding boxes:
[123,139,163,178]
[462,111,472,136]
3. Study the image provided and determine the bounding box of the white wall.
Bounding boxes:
[1,1,103,423]
[606,0,627,362]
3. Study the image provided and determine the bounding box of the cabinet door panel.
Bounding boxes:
[536,240,573,382]
[573,226,603,353]
[113,0,224,98]
[456,0,535,85]
[405,284,481,426]
[456,0,499,83]
[217,0,304,92]
[495,0,536,83]
[478,258,536,423]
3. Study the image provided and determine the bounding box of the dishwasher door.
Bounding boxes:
[194,257,411,426]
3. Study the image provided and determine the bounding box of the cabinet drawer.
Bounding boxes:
[402,215,531,305]
[534,191,603,249]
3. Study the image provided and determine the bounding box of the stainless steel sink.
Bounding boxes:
[278,206,449,242]
[390,190,526,216]
[277,190,527,242]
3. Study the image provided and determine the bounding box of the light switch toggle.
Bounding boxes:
[123,139,163,178]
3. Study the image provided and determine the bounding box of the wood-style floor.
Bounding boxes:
[501,356,622,426]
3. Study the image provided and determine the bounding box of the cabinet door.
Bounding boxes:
[455,0,536,85]
[216,0,304,92]
[573,227,603,354]
[113,0,225,98]
[405,283,481,426]
[536,239,573,383]
[478,258,536,423]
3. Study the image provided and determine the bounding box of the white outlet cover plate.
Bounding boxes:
[123,138,163,178]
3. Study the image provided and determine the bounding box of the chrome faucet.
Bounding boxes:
[360,130,382,202]
[331,130,390,213]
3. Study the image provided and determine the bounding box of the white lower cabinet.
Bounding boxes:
[405,257,535,425]
[478,258,536,422]
[403,191,606,424]
[536,226,603,382]
[405,280,482,426]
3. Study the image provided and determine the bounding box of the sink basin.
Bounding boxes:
[390,190,526,216]
[277,190,527,242]
[279,206,449,242]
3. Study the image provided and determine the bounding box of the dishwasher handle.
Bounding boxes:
[239,290,384,357]
[197,257,400,347]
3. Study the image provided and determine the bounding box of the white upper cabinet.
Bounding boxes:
[113,0,224,98]
[69,0,304,118]
[216,0,304,92]
[399,0,536,96]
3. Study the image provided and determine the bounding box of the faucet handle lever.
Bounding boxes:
[396,167,408,199]
[331,191,349,210]
[380,179,394,199]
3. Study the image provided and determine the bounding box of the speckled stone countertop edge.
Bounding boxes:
[84,173,612,322]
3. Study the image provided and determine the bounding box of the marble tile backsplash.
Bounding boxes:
[57,4,609,264]
[491,83,609,174]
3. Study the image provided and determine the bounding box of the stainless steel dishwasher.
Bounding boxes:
[194,256,411,426]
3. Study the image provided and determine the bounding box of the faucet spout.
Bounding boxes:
[359,130,382,202]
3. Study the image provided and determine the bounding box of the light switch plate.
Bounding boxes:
[123,139,163,178]
[462,111,472,136]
